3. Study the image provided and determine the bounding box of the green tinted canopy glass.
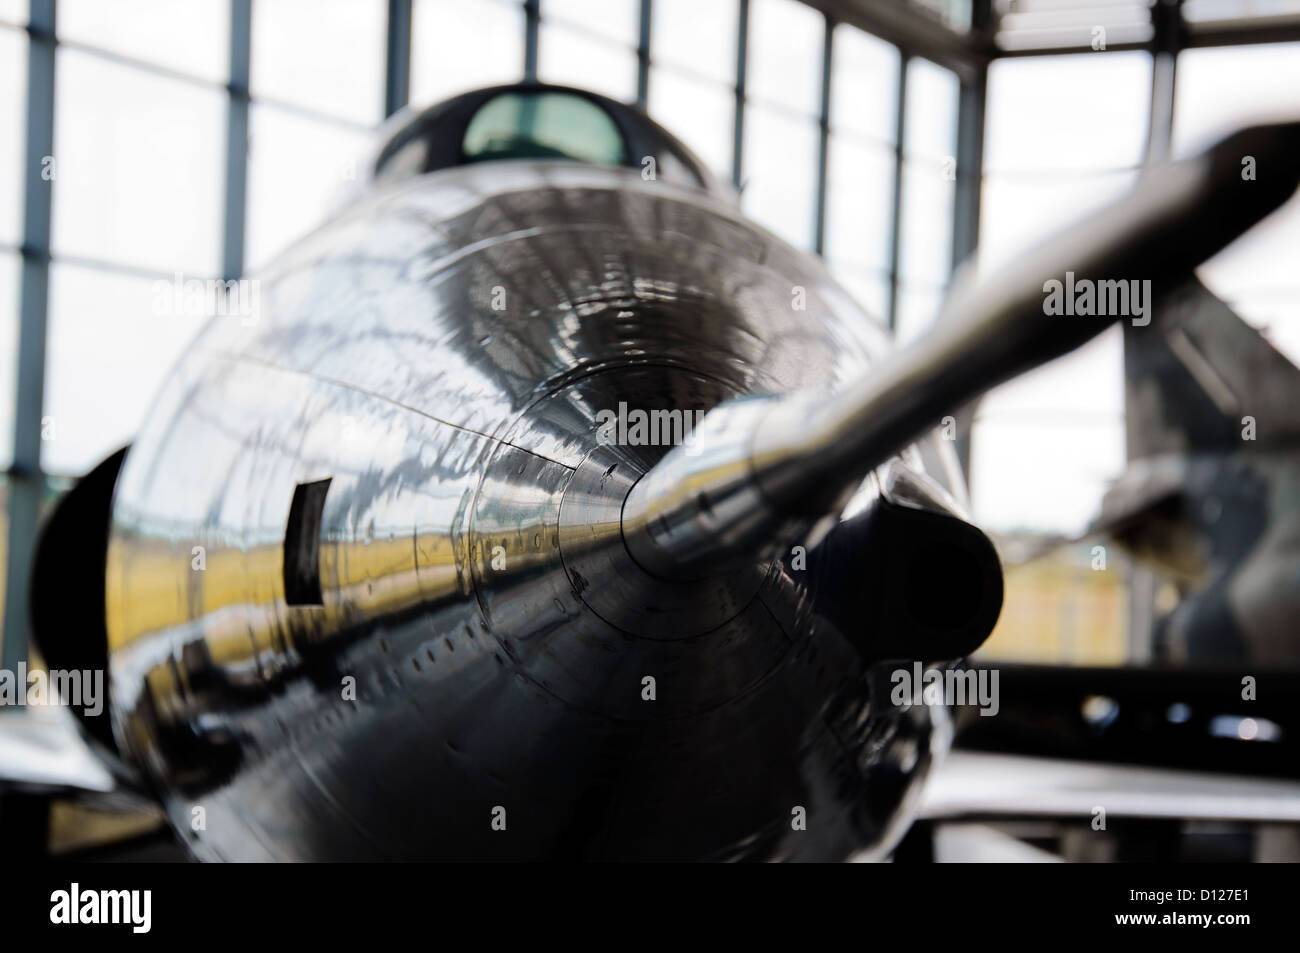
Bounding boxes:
[462,91,629,166]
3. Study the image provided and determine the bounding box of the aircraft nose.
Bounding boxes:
[558,443,771,640]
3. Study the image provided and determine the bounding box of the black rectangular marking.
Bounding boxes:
[283,478,331,606]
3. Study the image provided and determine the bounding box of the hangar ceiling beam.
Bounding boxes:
[801,0,987,80]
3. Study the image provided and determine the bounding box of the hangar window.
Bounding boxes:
[462,91,630,167]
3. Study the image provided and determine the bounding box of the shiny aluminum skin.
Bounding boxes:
[104,135,965,860]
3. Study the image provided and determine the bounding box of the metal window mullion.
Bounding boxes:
[731,0,749,190]
[1144,0,1181,165]
[886,52,909,333]
[221,0,251,282]
[951,64,986,270]
[3,0,56,673]
[54,38,226,91]
[636,0,652,109]
[525,0,540,81]
[813,16,833,257]
[950,61,987,478]
[953,0,989,270]
[1145,52,1177,165]
[384,0,412,118]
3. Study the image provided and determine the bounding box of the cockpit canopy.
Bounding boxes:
[371,83,723,195]
[462,91,629,166]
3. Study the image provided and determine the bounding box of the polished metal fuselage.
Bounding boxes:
[105,161,958,860]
